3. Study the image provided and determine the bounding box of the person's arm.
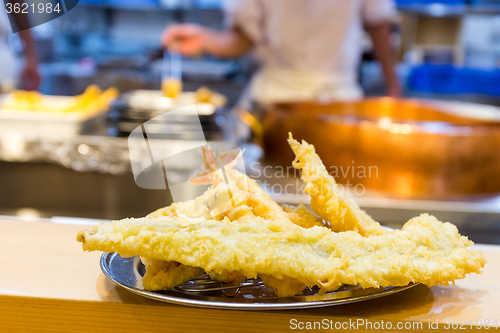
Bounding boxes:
[17,30,40,91]
[365,22,401,98]
[10,0,40,90]
[161,24,253,58]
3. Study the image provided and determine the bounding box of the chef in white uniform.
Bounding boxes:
[162,0,400,105]
[0,8,40,91]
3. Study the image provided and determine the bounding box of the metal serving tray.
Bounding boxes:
[101,252,418,311]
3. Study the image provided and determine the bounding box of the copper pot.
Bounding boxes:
[261,98,500,198]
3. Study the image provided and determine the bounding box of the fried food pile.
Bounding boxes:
[77,134,486,298]
[2,85,118,115]
[288,134,386,236]
[160,80,227,107]
[194,86,227,107]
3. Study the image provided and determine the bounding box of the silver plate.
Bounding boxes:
[100,252,419,310]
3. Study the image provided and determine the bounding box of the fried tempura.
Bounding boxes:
[3,85,118,114]
[260,274,307,298]
[147,205,176,218]
[209,270,247,285]
[143,206,191,290]
[281,204,324,229]
[288,133,386,236]
[78,214,485,296]
[78,134,487,298]
[143,168,316,294]
[224,168,327,296]
[141,183,250,290]
[226,169,291,221]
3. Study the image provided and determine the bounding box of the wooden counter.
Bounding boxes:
[0,218,498,332]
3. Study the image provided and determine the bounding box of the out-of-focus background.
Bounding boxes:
[20,0,500,103]
[1,0,500,244]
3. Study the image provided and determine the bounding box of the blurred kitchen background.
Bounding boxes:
[1,0,500,244]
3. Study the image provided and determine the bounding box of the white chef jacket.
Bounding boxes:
[224,0,396,104]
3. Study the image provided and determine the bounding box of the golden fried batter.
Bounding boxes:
[78,134,486,298]
[142,170,313,294]
[282,203,324,229]
[140,258,203,291]
[209,270,247,285]
[141,182,252,290]
[260,274,307,298]
[227,169,291,221]
[288,133,386,236]
[78,214,485,295]
[147,205,176,218]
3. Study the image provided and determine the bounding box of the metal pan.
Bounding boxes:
[100,252,418,311]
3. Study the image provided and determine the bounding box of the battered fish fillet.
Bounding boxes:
[173,183,249,220]
[226,169,291,221]
[144,170,317,295]
[77,214,485,295]
[141,183,252,291]
[288,133,386,236]
[260,274,307,298]
[149,174,323,228]
[146,203,320,294]
[140,258,203,291]
[225,169,324,230]
[141,205,206,291]
[281,204,324,228]
[222,169,322,295]
[147,205,176,218]
[209,270,247,285]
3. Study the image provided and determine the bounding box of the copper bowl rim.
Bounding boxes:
[266,97,500,136]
